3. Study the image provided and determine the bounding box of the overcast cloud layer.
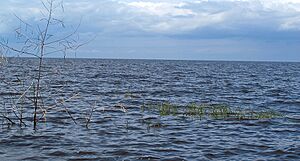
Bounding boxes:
[1,0,300,61]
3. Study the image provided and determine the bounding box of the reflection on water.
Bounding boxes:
[0,58,300,160]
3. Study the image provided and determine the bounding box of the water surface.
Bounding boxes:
[0,58,299,160]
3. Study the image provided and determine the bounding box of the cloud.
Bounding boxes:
[124,1,227,33]
[115,0,300,35]
[127,1,196,17]
[280,16,300,31]
[2,0,300,36]
[1,0,300,61]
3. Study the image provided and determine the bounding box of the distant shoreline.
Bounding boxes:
[5,56,300,63]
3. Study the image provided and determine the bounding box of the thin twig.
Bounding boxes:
[39,93,80,120]
[60,103,77,125]
[0,42,38,57]
[86,101,97,128]
[1,114,16,125]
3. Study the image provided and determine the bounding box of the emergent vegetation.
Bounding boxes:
[142,102,283,120]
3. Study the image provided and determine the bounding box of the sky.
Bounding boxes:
[0,0,300,62]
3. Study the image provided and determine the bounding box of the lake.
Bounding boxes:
[0,58,299,160]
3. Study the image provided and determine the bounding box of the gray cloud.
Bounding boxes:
[1,0,300,61]
[1,0,300,37]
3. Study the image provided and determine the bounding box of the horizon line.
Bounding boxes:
[6,56,300,63]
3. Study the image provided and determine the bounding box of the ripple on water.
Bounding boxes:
[0,59,299,160]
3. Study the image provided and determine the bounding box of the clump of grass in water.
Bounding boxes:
[209,104,232,119]
[141,102,283,120]
[186,103,205,117]
[250,110,283,120]
[159,102,178,116]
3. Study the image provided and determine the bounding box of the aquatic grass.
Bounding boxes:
[141,102,283,120]
[142,119,165,130]
[159,102,178,116]
[249,110,283,120]
[124,92,141,99]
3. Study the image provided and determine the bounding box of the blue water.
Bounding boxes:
[0,58,299,160]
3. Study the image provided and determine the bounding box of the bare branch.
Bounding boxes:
[74,35,97,50]
[9,96,27,126]
[1,0,89,129]
[61,103,77,125]
[41,0,50,12]
[45,17,82,45]
[0,42,39,57]
[45,93,80,111]
[1,114,16,125]
[86,101,97,128]
[13,13,33,29]
[0,80,35,104]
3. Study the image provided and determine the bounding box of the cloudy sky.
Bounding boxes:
[1,0,300,61]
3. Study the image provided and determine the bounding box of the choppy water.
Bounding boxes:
[0,58,300,160]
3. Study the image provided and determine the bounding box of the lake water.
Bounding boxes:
[0,58,300,160]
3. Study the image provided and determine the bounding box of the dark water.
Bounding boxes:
[0,58,299,160]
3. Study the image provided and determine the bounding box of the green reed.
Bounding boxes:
[141,102,283,120]
[159,102,178,116]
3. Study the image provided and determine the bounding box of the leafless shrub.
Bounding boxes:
[0,0,88,130]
